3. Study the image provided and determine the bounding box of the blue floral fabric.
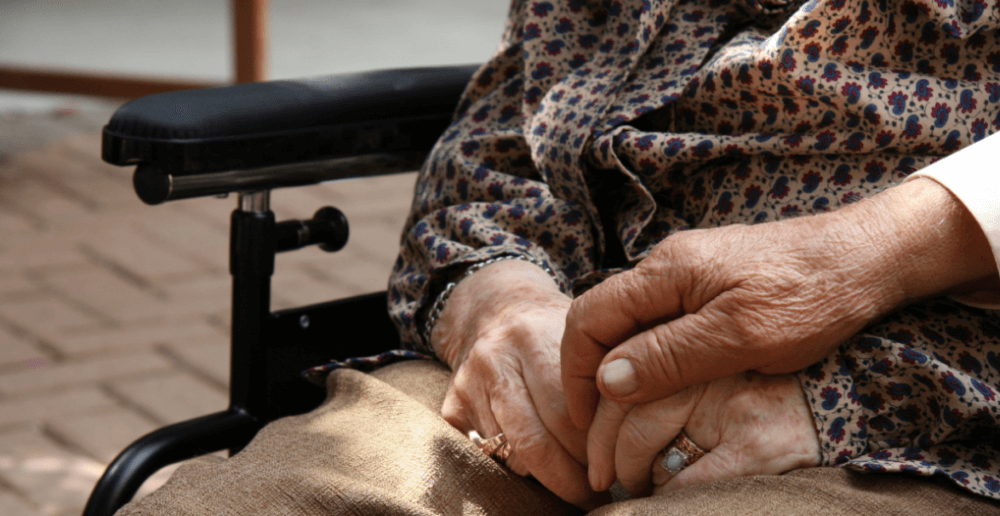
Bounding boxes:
[381,0,1000,500]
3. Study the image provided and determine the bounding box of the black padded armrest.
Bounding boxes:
[102,65,479,175]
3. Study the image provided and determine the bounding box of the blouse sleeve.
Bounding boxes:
[385,0,603,353]
[901,131,1000,309]
[798,135,1000,498]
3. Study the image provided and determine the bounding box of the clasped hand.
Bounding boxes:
[431,179,995,509]
[563,215,881,497]
[431,216,841,509]
[433,213,879,508]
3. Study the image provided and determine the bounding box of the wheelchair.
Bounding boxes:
[82,65,480,516]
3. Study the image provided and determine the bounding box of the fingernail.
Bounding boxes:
[601,358,639,397]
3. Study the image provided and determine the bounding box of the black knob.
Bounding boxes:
[312,206,349,252]
[274,206,349,253]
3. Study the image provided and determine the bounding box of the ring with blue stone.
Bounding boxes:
[657,430,707,476]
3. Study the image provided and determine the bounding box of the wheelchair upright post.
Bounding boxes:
[228,190,275,454]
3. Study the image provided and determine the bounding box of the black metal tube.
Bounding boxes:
[81,409,257,516]
[228,196,275,453]
[133,152,425,205]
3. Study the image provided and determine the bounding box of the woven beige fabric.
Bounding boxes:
[592,468,1000,516]
[116,361,1000,516]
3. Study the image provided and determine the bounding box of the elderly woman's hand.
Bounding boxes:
[562,177,999,429]
[430,258,606,510]
[587,372,820,496]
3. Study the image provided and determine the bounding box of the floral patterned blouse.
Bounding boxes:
[381,0,1000,501]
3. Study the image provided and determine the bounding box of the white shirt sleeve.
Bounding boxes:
[903,131,1000,309]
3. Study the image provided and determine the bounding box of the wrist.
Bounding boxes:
[831,177,998,310]
[431,259,570,369]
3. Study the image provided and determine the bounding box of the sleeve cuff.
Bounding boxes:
[903,132,1000,309]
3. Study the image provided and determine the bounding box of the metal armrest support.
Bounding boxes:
[132,151,426,204]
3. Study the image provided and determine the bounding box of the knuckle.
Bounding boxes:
[504,453,531,476]
[567,295,587,321]
[511,430,548,459]
[450,365,477,393]
[618,416,657,456]
[642,327,685,387]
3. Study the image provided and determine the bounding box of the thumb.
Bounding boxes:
[562,266,687,429]
[595,309,757,405]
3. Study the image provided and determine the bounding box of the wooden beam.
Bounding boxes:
[233,0,270,83]
[0,66,221,99]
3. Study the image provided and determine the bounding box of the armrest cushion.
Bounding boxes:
[102,65,480,175]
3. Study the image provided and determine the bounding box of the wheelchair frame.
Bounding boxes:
[82,65,478,516]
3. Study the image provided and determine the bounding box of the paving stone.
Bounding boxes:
[346,220,407,262]
[16,144,135,209]
[109,370,228,425]
[271,266,361,311]
[0,295,106,339]
[0,425,106,515]
[157,274,232,319]
[0,491,39,516]
[0,205,40,236]
[0,325,48,369]
[36,264,174,324]
[164,337,230,388]
[311,245,396,295]
[47,407,158,463]
[60,132,123,176]
[271,188,326,220]
[0,273,41,300]
[0,235,90,272]
[0,351,174,396]
[81,226,211,281]
[310,174,415,214]
[313,173,418,203]
[0,387,118,429]
[175,196,235,227]
[134,210,229,272]
[0,178,96,227]
[47,318,224,357]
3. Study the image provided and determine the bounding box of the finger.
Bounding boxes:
[562,267,685,429]
[441,377,502,439]
[522,369,590,465]
[560,323,606,431]
[614,391,698,496]
[595,300,762,405]
[586,396,632,492]
[490,379,606,510]
[515,323,591,466]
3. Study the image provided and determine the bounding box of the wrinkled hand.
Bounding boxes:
[587,371,820,496]
[561,178,998,429]
[431,259,606,510]
[561,213,900,428]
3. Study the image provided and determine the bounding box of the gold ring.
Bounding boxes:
[468,430,511,464]
[656,430,707,476]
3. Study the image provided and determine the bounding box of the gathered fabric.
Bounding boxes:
[364,0,1000,501]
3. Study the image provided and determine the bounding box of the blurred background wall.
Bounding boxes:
[0,0,508,112]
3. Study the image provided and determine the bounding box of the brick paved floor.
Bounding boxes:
[0,106,417,515]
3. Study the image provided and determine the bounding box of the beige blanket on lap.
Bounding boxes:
[117,361,999,516]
